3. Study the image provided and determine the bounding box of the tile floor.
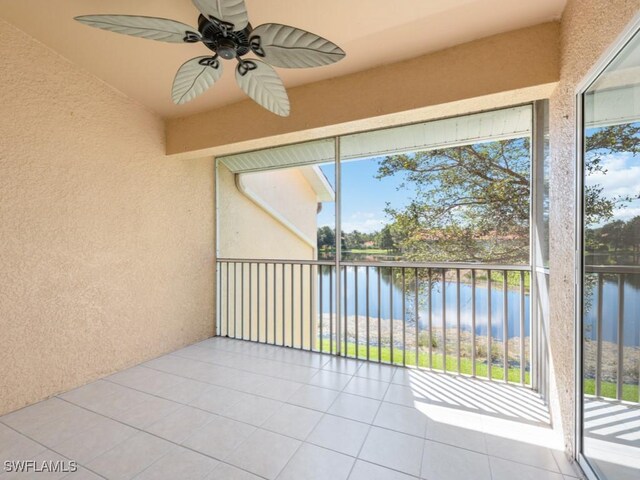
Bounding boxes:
[583,397,640,480]
[0,338,585,479]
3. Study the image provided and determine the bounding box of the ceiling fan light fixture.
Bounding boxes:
[74,0,346,116]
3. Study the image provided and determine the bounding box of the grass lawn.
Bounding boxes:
[317,340,639,402]
[344,248,391,254]
[583,379,639,403]
[319,339,530,384]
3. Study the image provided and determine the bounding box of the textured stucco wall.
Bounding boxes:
[217,165,317,259]
[0,20,215,415]
[548,0,640,453]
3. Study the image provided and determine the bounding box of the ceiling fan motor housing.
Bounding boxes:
[198,14,252,59]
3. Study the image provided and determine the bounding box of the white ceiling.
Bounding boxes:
[0,0,566,118]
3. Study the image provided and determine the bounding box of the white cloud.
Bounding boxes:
[612,204,640,222]
[342,212,387,233]
[587,152,640,198]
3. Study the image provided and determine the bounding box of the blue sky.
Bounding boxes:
[585,149,640,225]
[317,157,418,233]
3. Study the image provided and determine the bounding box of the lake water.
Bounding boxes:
[584,275,640,347]
[318,267,640,346]
[319,266,530,342]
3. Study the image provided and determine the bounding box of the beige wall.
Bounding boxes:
[166,22,560,157]
[217,165,318,260]
[548,0,640,453]
[0,20,215,415]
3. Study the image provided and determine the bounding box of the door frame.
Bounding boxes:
[574,12,640,479]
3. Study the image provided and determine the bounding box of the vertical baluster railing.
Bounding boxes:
[300,264,304,349]
[217,262,221,336]
[456,269,461,374]
[355,266,359,359]
[289,263,296,348]
[596,273,603,397]
[415,267,419,368]
[280,263,287,347]
[240,263,245,340]
[264,263,268,343]
[256,263,261,342]
[503,270,509,383]
[428,268,433,369]
[309,264,314,352]
[402,267,407,366]
[442,268,447,373]
[617,273,625,400]
[248,263,253,341]
[377,267,382,363]
[226,262,230,337]
[390,267,394,365]
[520,270,525,385]
[231,263,236,338]
[318,265,324,353]
[366,266,370,361]
[329,265,334,354]
[273,263,277,345]
[344,266,348,356]
[487,269,493,381]
[471,269,477,378]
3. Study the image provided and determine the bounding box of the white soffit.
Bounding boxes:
[585,84,640,128]
[299,166,335,202]
[220,105,532,173]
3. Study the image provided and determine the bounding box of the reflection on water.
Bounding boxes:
[584,276,640,347]
[319,266,530,342]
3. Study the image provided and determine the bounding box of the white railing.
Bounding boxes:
[217,258,533,386]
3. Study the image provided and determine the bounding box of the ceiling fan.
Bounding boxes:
[75,0,346,116]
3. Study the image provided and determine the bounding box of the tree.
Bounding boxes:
[597,220,627,252]
[317,226,335,250]
[377,139,530,263]
[625,216,640,253]
[376,225,395,250]
[376,124,640,264]
[584,124,640,228]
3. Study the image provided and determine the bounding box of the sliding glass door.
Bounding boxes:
[579,28,640,480]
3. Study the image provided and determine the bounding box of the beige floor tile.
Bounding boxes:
[85,432,174,480]
[225,429,301,480]
[348,460,417,480]
[421,439,491,480]
[261,404,322,440]
[358,427,424,477]
[373,402,428,437]
[327,393,381,424]
[182,416,256,460]
[287,385,340,412]
[145,405,216,444]
[277,444,354,480]
[134,447,219,480]
[307,415,370,456]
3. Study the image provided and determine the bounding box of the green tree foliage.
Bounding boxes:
[377,140,531,263]
[597,220,627,252]
[626,216,640,253]
[376,225,396,250]
[584,124,640,228]
[372,124,640,264]
[317,225,335,250]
